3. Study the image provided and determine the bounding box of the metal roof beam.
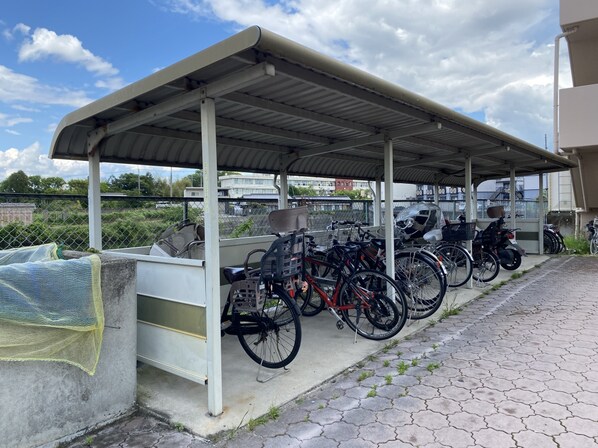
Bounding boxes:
[171,111,330,145]
[129,125,292,153]
[103,62,275,137]
[223,92,378,134]
[396,146,507,169]
[284,121,441,162]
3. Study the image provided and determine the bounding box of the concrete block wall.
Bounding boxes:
[0,253,137,448]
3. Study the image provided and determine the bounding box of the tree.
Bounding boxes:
[1,170,30,193]
[108,172,164,196]
[289,185,317,197]
[29,175,66,193]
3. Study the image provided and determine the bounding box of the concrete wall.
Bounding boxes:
[0,253,137,448]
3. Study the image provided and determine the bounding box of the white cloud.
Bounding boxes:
[5,129,20,135]
[0,141,88,180]
[95,76,127,91]
[0,112,32,127]
[162,0,562,148]
[18,27,119,77]
[0,65,92,107]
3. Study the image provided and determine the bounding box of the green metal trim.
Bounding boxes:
[138,295,206,338]
[516,231,538,241]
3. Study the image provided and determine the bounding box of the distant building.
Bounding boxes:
[184,187,230,198]
[0,203,36,227]
[219,173,371,198]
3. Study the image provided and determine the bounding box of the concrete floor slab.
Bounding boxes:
[137,255,549,438]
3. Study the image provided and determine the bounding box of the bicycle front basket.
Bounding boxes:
[261,233,304,281]
[230,278,265,312]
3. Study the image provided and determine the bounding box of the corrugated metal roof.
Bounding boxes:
[49,26,576,187]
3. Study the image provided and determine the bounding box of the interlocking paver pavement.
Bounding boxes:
[66,256,598,447]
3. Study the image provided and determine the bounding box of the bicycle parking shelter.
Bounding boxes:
[49,26,575,417]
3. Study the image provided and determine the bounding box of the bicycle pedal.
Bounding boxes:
[336,321,344,330]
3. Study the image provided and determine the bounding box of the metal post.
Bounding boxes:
[201,97,223,416]
[384,139,395,280]
[374,178,382,227]
[433,183,440,205]
[472,183,478,221]
[279,170,289,209]
[538,173,544,254]
[87,148,102,251]
[510,168,516,231]
[465,155,473,288]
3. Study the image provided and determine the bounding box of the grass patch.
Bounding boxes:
[84,436,94,446]
[385,374,393,385]
[247,405,280,431]
[510,272,523,279]
[367,385,378,398]
[432,343,438,350]
[411,358,419,367]
[564,235,589,254]
[357,370,374,382]
[426,362,440,373]
[397,361,409,375]
[382,339,400,353]
[383,360,390,368]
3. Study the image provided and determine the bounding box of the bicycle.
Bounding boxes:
[300,241,408,340]
[220,232,303,370]
[587,218,598,255]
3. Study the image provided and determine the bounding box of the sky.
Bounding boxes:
[0,0,572,184]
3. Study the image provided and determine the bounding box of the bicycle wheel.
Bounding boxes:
[295,260,325,316]
[394,251,446,320]
[236,284,302,369]
[338,269,407,340]
[472,248,500,282]
[434,243,473,288]
[591,236,598,255]
[544,230,559,254]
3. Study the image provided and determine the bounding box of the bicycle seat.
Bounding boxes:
[371,238,386,250]
[223,266,246,284]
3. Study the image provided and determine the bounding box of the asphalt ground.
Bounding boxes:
[65,255,598,448]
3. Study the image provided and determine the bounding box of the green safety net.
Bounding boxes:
[0,246,103,375]
[0,242,59,265]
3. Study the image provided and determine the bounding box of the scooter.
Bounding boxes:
[482,216,526,271]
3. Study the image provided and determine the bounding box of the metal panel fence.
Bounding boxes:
[0,193,545,251]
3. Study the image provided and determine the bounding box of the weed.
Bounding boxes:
[356,361,366,369]
[227,411,249,440]
[432,343,438,350]
[383,360,390,368]
[427,362,440,373]
[411,358,419,367]
[84,436,94,446]
[367,385,378,398]
[367,354,378,362]
[295,397,304,405]
[358,370,374,382]
[331,392,339,400]
[397,361,409,375]
[385,374,393,385]
[510,272,523,279]
[173,422,185,432]
[396,350,403,357]
[318,403,325,410]
[382,339,399,353]
[247,405,281,431]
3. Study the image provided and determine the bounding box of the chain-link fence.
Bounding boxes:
[0,194,372,251]
[0,194,545,252]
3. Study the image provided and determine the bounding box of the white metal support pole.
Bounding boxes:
[201,97,223,416]
[374,178,382,227]
[538,173,544,254]
[472,183,478,221]
[279,170,289,209]
[510,168,516,231]
[433,183,440,205]
[384,139,395,280]
[465,155,473,288]
[87,148,102,251]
